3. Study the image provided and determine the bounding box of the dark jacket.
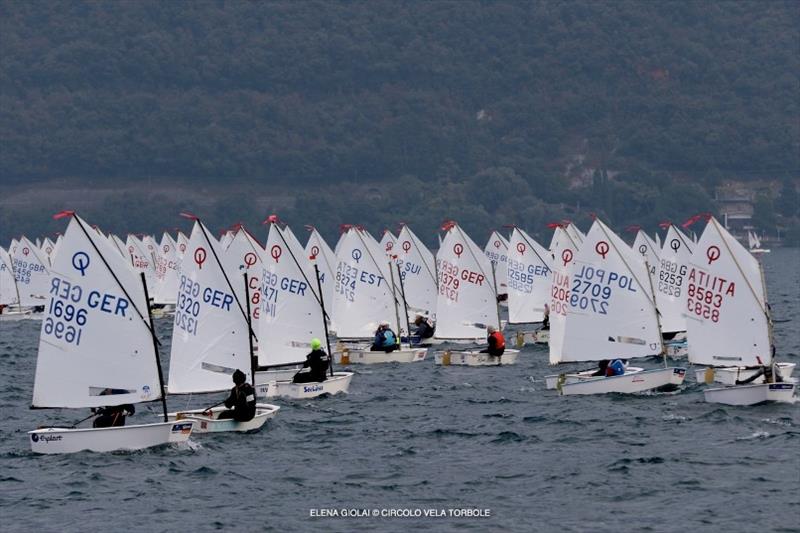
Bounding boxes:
[304,349,330,381]
[224,383,257,422]
[415,319,435,339]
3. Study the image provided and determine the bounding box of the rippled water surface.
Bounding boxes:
[1,249,798,532]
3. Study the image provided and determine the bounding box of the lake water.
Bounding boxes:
[0,249,797,532]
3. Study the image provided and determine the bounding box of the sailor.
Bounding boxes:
[371,320,398,352]
[606,359,625,376]
[293,338,330,383]
[480,325,505,357]
[413,313,435,340]
[736,364,783,385]
[541,303,550,330]
[591,359,610,376]
[216,369,256,422]
[92,388,135,428]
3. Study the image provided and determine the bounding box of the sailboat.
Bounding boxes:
[255,217,353,398]
[506,226,552,345]
[379,229,397,256]
[152,232,180,310]
[747,230,770,254]
[484,230,510,304]
[0,246,28,319]
[166,215,279,432]
[331,226,427,364]
[395,223,438,340]
[545,219,686,395]
[10,236,50,312]
[686,217,794,404]
[654,224,694,357]
[434,221,518,365]
[29,212,195,453]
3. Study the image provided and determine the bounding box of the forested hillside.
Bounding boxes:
[1,0,798,243]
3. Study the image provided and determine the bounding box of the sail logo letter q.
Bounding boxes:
[706,246,720,265]
[72,252,90,276]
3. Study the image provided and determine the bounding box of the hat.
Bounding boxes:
[379,320,390,327]
[311,338,322,350]
[487,325,497,333]
[232,369,246,385]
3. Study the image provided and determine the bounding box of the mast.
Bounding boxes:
[313,262,335,377]
[244,273,257,388]
[141,273,168,422]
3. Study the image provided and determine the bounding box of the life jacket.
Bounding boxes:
[489,331,505,350]
[606,359,625,376]
[383,329,397,347]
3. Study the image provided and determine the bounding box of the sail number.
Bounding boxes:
[657,260,687,298]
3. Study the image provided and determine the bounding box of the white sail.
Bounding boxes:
[379,229,397,257]
[175,231,189,258]
[168,221,251,394]
[655,225,694,333]
[686,217,769,367]
[223,227,264,328]
[332,228,402,338]
[396,224,438,317]
[32,215,161,408]
[484,230,509,296]
[125,235,157,293]
[551,219,663,364]
[565,223,585,245]
[11,236,50,306]
[435,223,498,339]
[0,247,20,306]
[107,234,127,258]
[153,232,180,305]
[548,225,583,362]
[304,227,337,324]
[259,222,326,366]
[41,237,57,267]
[507,228,552,323]
[219,230,235,250]
[632,229,660,289]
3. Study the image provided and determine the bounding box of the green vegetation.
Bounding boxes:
[1,1,798,244]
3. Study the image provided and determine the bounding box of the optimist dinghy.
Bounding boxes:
[684,216,795,405]
[435,348,520,366]
[506,226,552,346]
[29,212,195,454]
[254,217,353,399]
[546,219,686,395]
[166,216,279,433]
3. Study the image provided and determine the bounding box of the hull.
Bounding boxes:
[511,329,548,348]
[693,363,796,385]
[559,367,686,396]
[255,367,302,384]
[334,347,427,364]
[545,367,645,390]
[168,403,279,433]
[0,309,42,321]
[256,372,353,399]
[704,382,795,406]
[29,420,194,455]
[434,349,520,366]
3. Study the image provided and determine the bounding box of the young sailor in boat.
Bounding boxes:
[590,359,625,377]
[92,388,135,428]
[541,304,550,330]
[371,321,398,352]
[480,325,505,357]
[413,313,435,340]
[214,369,256,422]
[292,339,330,383]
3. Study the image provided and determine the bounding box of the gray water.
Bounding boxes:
[1,250,798,532]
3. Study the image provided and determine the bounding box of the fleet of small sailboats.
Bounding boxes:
[6,210,795,455]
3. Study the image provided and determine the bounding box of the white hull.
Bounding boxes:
[0,309,42,321]
[750,248,770,254]
[334,347,427,364]
[558,367,686,395]
[29,420,194,454]
[255,367,302,384]
[256,372,353,399]
[428,337,487,346]
[693,363,796,385]
[434,349,520,366]
[167,403,279,433]
[704,382,795,406]
[545,366,645,390]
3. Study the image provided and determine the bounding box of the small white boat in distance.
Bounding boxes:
[693,363,796,386]
[334,345,427,364]
[434,349,520,366]
[559,367,686,395]
[704,382,795,406]
[29,213,194,454]
[257,372,354,399]
[747,231,770,254]
[544,366,645,390]
[167,404,279,433]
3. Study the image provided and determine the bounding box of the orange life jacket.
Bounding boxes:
[489,331,505,350]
